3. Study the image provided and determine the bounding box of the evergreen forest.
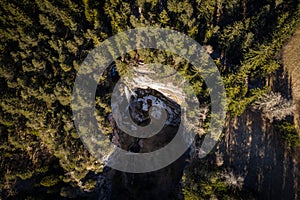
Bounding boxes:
[1,0,300,199]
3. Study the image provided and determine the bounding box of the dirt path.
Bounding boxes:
[283,27,300,132]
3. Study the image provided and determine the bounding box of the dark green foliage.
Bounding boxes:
[182,158,253,199]
[0,0,300,199]
[276,121,300,147]
[0,0,107,198]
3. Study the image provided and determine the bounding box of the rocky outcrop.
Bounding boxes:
[101,87,189,200]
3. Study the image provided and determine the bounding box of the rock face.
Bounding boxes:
[104,87,188,200]
[95,63,200,200]
[121,64,188,105]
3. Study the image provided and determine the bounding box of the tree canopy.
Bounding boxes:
[0,0,300,199]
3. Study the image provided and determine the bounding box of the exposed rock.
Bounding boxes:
[103,87,189,200]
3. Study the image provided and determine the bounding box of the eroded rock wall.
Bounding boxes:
[103,88,188,200]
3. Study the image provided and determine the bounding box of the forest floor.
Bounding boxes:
[283,27,300,132]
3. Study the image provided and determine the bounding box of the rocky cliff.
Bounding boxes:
[101,87,188,200]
